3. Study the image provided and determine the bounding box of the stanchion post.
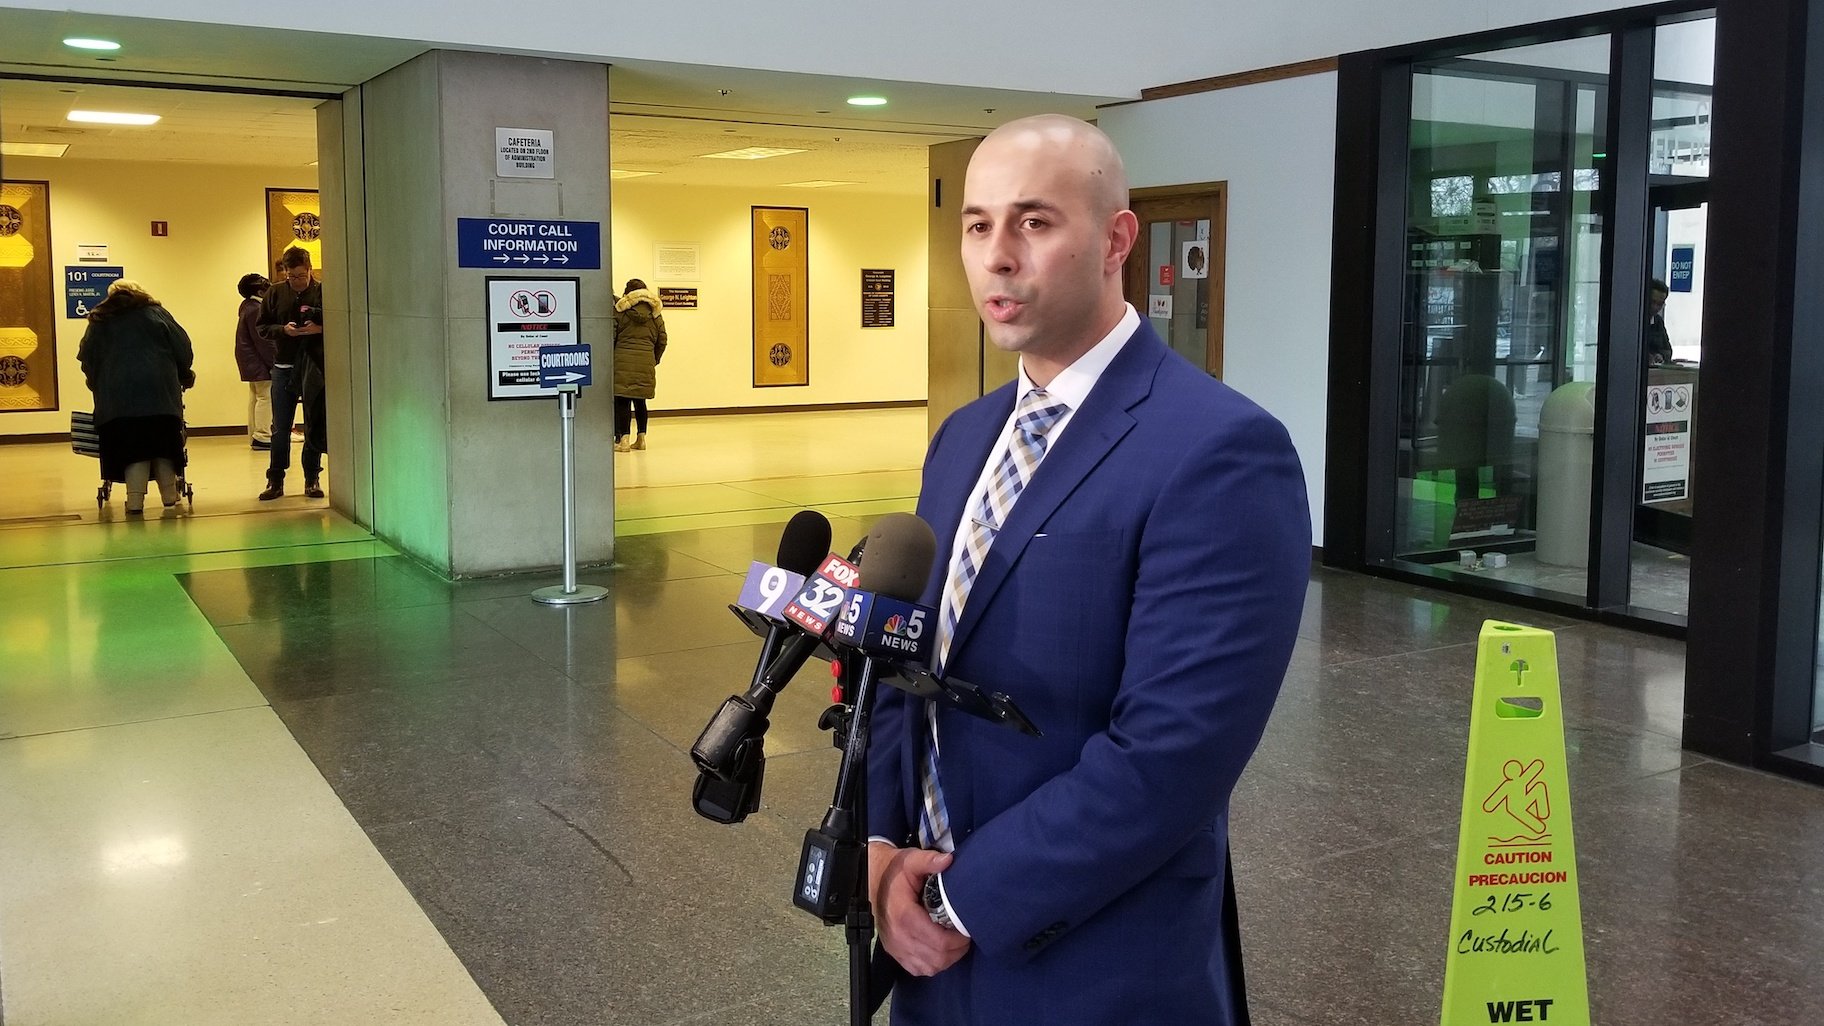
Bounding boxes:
[533,383,607,606]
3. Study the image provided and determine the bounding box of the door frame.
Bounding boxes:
[1123,182,1228,377]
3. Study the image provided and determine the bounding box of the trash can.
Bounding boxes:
[1536,381,1597,567]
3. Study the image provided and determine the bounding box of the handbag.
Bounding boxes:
[70,410,101,458]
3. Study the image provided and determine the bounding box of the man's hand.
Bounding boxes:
[869,841,970,976]
[283,322,303,337]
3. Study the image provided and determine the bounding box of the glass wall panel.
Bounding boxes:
[1816,549,1824,740]
[1630,16,1716,617]
[1394,39,1609,597]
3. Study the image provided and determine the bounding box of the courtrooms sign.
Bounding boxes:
[1441,622,1589,1025]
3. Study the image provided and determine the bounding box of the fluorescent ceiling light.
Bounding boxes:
[846,96,888,107]
[611,169,658,179]
[68,110,161,126]
[780,180,858,188]
[1,142,69,157]
[700,146,804,160]
[63,37,120,51]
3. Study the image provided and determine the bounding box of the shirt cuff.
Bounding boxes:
[935,874,971,938]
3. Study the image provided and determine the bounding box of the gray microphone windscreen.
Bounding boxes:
[859,513,938,602]
[777,510,833,576]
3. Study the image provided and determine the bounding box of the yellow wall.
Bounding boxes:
[609,181,928,410]
[0,157,319,436]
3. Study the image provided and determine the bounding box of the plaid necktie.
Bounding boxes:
[918,388,1070,851]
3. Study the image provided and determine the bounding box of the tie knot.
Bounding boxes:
[1015,389,1070,438]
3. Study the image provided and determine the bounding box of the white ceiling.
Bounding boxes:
[1,80,322,166]
[0,8,1108,189]
[0,8,426,93]
[612,116,944,194]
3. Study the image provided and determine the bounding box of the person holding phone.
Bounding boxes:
[257,246,327,500]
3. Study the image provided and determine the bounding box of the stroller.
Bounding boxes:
[71,409,196,510]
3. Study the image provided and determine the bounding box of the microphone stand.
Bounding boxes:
[796,652,887,1024]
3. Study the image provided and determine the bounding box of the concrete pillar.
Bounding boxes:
[927,137,1012,437]
[342,51,615,576]
[317,93,374,529]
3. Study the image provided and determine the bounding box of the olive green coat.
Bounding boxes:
[613,289,667,398]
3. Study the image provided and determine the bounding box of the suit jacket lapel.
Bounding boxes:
[945,324,1165,661]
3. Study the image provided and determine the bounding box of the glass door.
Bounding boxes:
[1391,39,1609,598]
[1628,16,1715,617]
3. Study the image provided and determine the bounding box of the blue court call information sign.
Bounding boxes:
[65,266,124,318]
[458,218,602,269]
[538,344,592,389]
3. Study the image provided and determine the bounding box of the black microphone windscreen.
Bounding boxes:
[777,511,833,576]
[858,513,938,602]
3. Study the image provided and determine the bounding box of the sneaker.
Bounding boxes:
[251,439,272,450]
[614,438,633,453]
[632,433,647,450]
[258,482,284,501]
[304,481,325,499]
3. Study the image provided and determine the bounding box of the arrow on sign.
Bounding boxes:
[535,253,551,265]
[552,371,587,383]
[493,254,510,263]
[555,255,569,264]
[514,254,530,264]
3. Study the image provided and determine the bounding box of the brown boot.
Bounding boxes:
[258,480,284,501]
[632,433,647,450]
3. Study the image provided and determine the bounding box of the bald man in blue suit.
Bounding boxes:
[866,115,1310,1024]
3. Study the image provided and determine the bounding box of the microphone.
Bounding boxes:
[738,509,835,686]
[690,512,830,823]
[793,512,939,921]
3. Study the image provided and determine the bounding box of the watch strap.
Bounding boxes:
[923,873,956,930]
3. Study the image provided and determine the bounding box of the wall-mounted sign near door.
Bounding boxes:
[658,287,697,309]
[861,268,894,328]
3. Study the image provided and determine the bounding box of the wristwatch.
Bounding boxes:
[923,873,956,930]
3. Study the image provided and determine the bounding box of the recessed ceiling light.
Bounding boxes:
[780,180,858,189]
[0,142,69,158]
[611,169,659,179]
[62,37,120,52]
[68,110,160,126]
[700,146,804,160]
[847,96,888,107]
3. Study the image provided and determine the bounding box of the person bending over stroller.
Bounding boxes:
[77,280,195,515]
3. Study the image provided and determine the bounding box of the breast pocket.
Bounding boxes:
[1005,528,1134,720]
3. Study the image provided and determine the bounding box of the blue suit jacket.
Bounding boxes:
[869,321,1309,1024]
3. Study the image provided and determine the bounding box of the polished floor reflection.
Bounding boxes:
[4,415,1823,1025]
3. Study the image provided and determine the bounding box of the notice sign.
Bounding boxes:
[77,243,108,263]
[1669,245,1695,293]
[486,276,579,400]
[1441,622,1589,1026]
[1642,383,1694,503]
[659,287,698,309]
[496,127,554,179]
[65,265,124,319]
[861,268,894,328]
